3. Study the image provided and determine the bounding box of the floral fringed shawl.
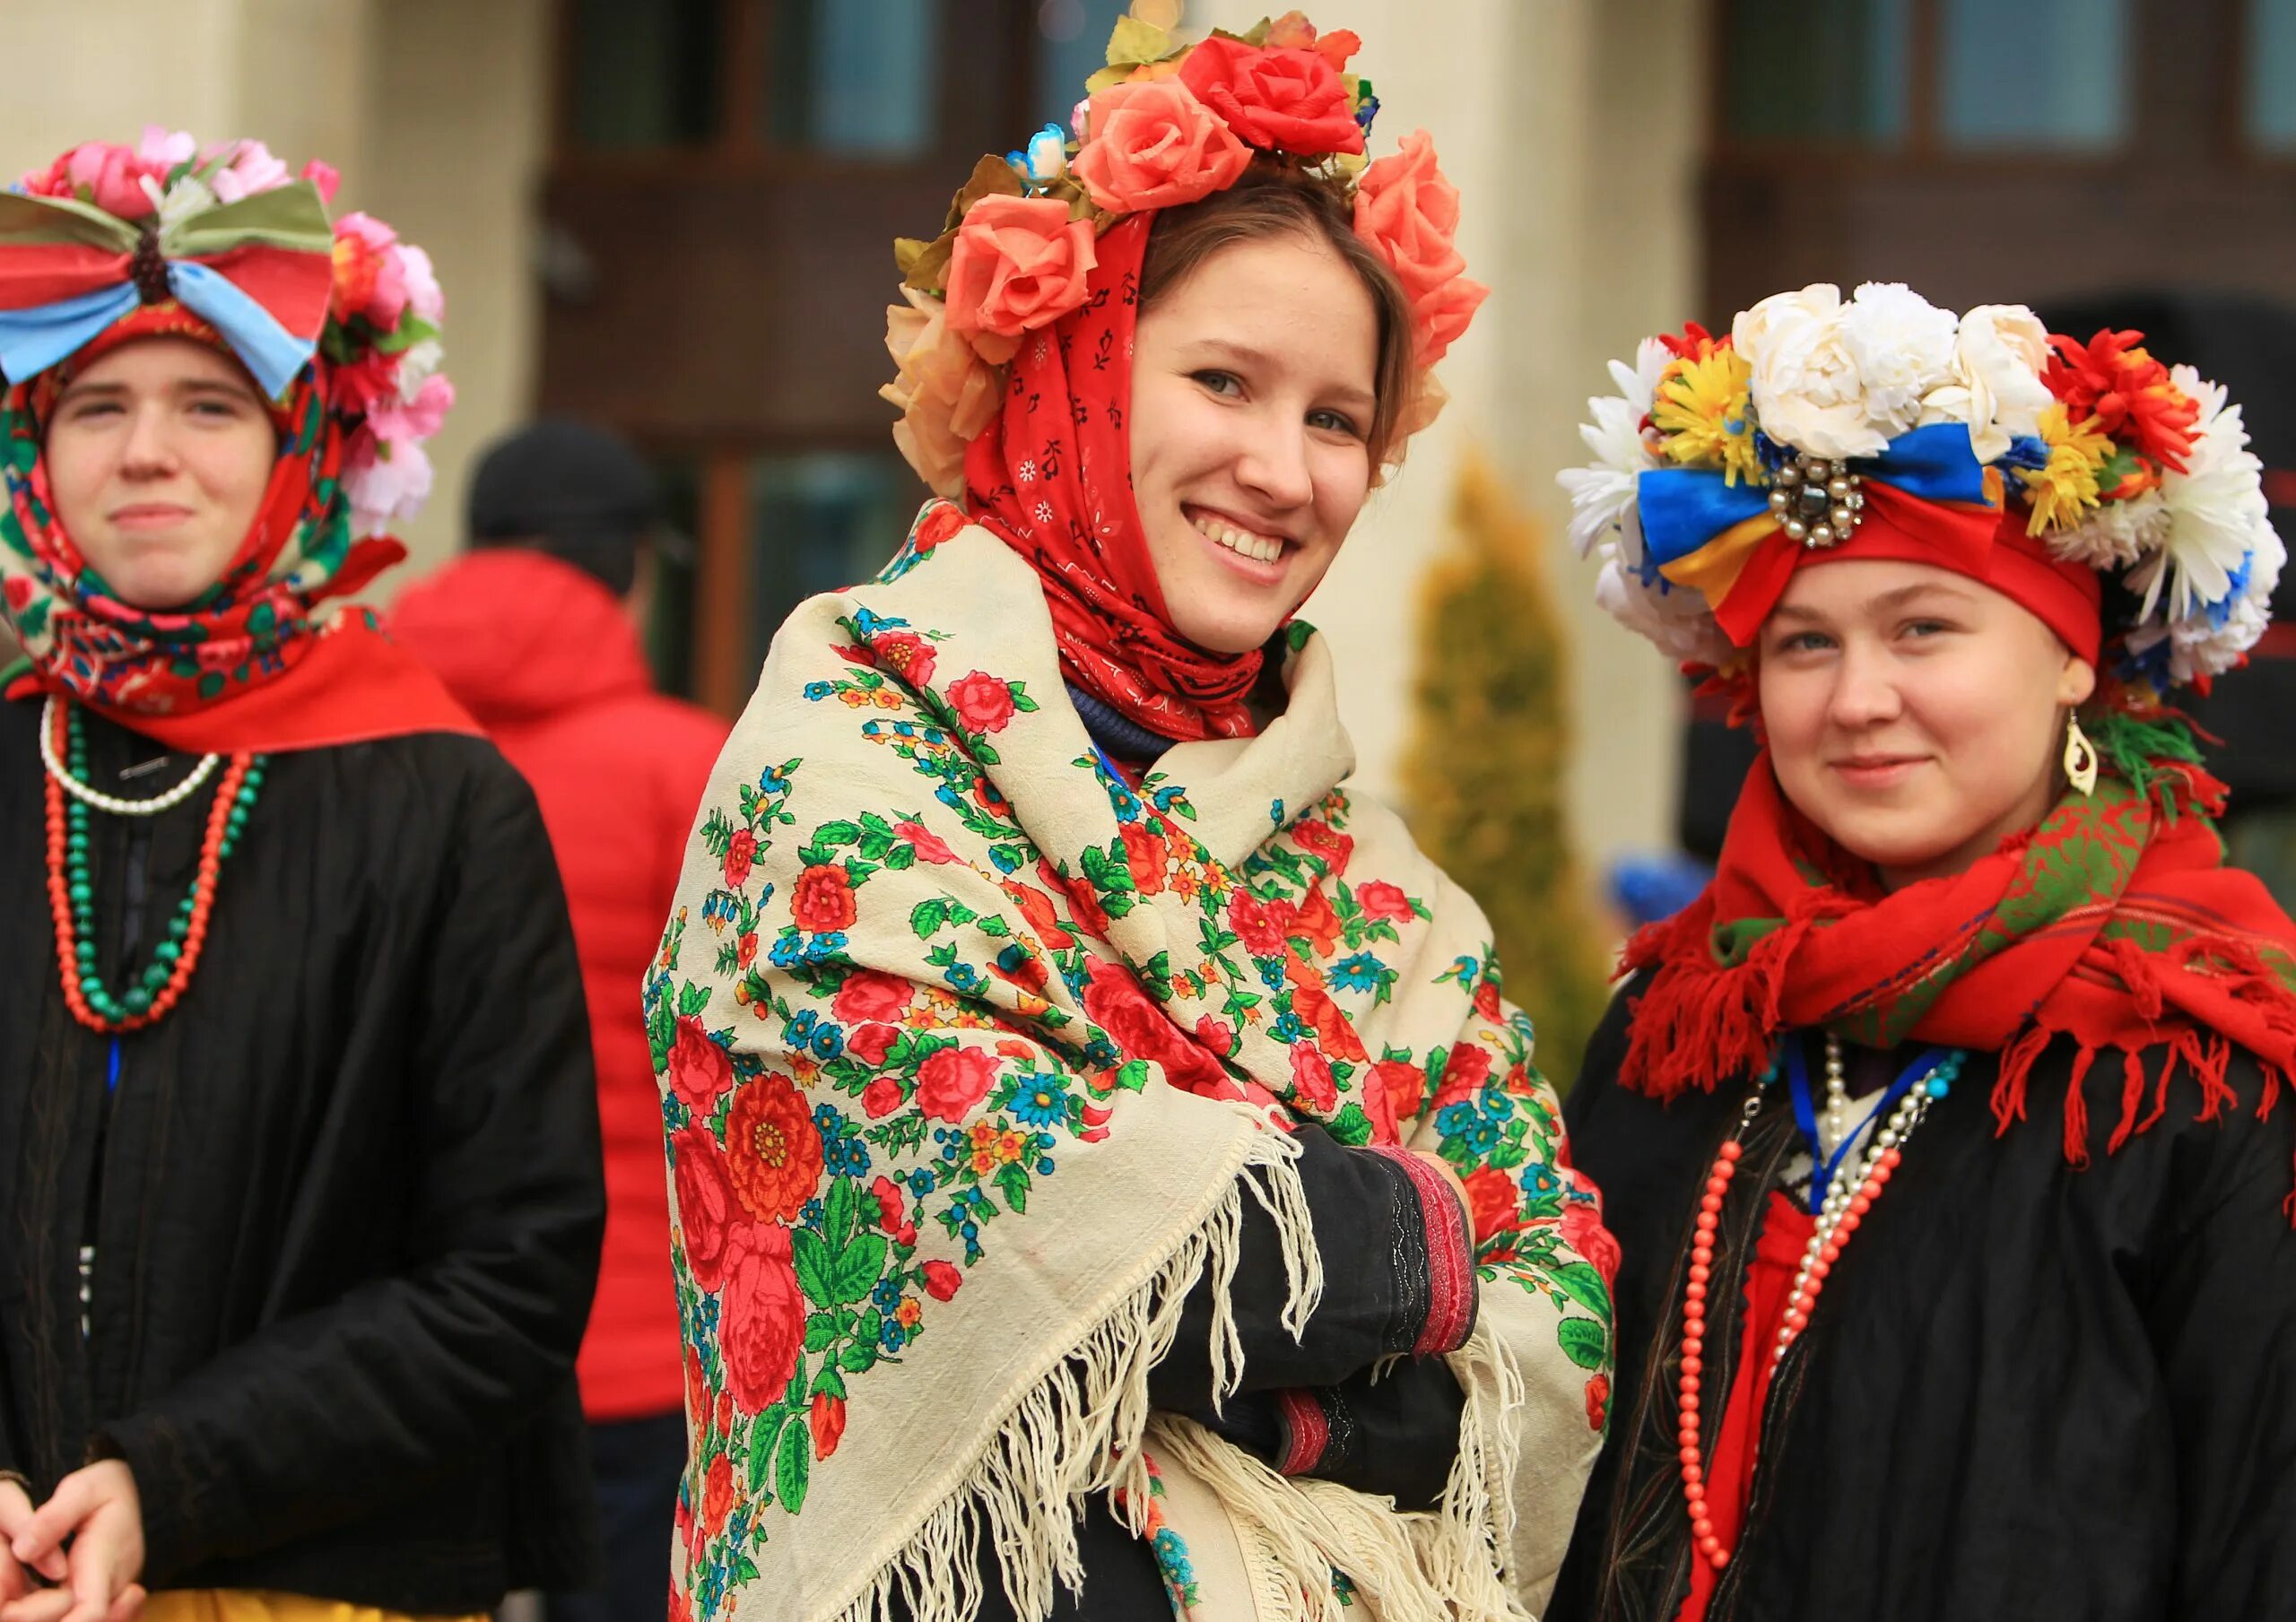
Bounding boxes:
[653,516,1613,1622]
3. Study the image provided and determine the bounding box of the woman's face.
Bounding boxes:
[1757,558,2097,889]
[1128,230,1379,655]
[45,336,276,610]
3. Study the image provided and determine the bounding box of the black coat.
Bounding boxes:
[1550,976,2296,1622]
[0,700,607,1612]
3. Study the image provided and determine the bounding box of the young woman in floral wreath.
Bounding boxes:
[0,134,604,1622]
[657,14,1615,1622]
[1548,282,2296,1621]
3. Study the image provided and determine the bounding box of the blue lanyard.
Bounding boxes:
[1783,1036,1947,1215]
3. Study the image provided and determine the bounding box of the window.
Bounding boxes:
[1032,0,1135,131]
[747,452,923,672]
[566,0,722,152]
[2248,0,2296,152]
[766,0,942,158]
[1723,0,1912,145]
[1937,0,2129,152]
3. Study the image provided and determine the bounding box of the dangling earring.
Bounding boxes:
[2064,713,2099,797]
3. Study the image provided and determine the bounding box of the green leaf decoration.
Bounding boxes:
[823,1176,861,1249]
[911,898,952,938]
[840,1339,880,1374]
[1558,1315,1610,1371]
[775,1415,812,1514]
[829,1233,890,1305]
[1548,1260,1614,1324]
[803,1313,837,1353]
[792,1227,836,1303]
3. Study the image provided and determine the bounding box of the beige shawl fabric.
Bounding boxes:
[653,521,1613,1622]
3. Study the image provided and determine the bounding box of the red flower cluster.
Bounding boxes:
[2044,327,2200,475]
[726,1071,823,1223]
[792,863,857,932]
[1178,35,1364,157]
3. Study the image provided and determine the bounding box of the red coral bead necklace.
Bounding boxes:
[40,695,266,1034]
[1676,1032,1959,1574]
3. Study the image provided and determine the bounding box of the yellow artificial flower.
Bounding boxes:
[2021,403,2115,535]
[1653,346,1763,487]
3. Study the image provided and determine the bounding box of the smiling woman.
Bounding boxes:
[1551,286,2296,1622]
[656,14,1616,1622]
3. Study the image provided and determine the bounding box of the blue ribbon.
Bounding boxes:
[1784,1037,1950,1215]
[0,260,314,399]
[1638,421,1996,575]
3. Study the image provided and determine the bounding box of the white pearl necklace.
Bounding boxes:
[39,695,221,817]
[1821,1032,1850,1149]
[1772,1033,1951,1365]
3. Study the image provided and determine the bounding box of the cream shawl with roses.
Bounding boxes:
[651,515,1613,1622]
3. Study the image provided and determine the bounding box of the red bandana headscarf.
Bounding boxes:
[961,214,1260,743]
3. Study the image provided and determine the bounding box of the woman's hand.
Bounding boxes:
[2,1462,145,1622]
[1411,1149,1472,1219]
[0,1479,54,1606]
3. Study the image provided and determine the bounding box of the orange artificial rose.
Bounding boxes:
[1352,129,1489,365]
[881,286,1002,497]
[943,195,1097,364]
[1073,78,1251,214]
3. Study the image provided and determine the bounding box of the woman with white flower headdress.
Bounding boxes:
[1548,282,2296,1622]
[0,132,604,1622]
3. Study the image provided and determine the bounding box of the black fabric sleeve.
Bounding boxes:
[91,762,606,1583]
[1148,1123,1475,1409]
[2148,1058,2296,1620]
[1173,1359,1466,1513]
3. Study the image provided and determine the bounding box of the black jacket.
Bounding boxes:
[1551,976,2296,1622]
[0,700,607,1612]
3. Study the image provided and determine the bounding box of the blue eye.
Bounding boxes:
[1308,409,1361,438]
[1193,369,1242,396]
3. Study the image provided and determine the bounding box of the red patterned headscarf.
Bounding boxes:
[961,215,1260,743]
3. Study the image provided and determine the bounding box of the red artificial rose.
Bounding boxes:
[916,1045,999,1123]
[1374,1058,1427,1128]
[1074,77,1252,213]
[1289,1044,1338,1114]
[943,195,1097,362]
[1355,880,1414,924]
[722,828,758,889]
[849,1023,900,1069]
[1120,823,1167,896]
[922,1260,963,1301]
[1561,1198,1623,1288]
[674,1123,750,1292]
[948,671,1019,733]
[791,863,857,933]
[701,1452,736,1539]
[873,629,937,687]
[725,1073,824,1223]
[1433,1041,1492,1107]
[809,1390,848,1460]
[1291,819,1354,875]
[1352,129,1488,365]
[834,969,912,1025]
[1585,1372,1611,1434]
[860,1073,904,1117]
[718,1223,805,1411]
[1474,979,1503,1022]
[895,820,960,864]
[668,1017,735,1113]
[1228,890,1296,956]
[871,1174,917,1246]
[1461,1165,1521,1245]
[1178,36,1364,156]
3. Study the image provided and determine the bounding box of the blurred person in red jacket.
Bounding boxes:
[390,421,725,1622]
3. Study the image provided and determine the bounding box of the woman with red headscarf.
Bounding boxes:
[1548,285,2296,1620]
[0,134,604,1622]
[656,15,1613,1622]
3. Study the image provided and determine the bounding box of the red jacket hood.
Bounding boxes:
[387,549,654,724]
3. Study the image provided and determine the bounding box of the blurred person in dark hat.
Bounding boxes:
[392,421,726,1622]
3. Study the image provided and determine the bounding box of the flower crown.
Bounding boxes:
[9,126,452,538]
[880,11,1485,495]
[1562,282,2283,696]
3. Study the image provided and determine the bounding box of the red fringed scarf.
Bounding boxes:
[1622,751,2296,1211]
[961,213,1258,743]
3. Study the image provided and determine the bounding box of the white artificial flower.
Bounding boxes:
[1925,303,2052,462]
[346,436,433,534]
[1593,544,1734,668]
[1839,282,1957,436]
[144,171,215,232]
[2048,488,2169,569]
[395,338,443,402]
[1733,284,1888,460]
[1558,340,1667,563]
[1026,125,1067,183]
[2134,365,2272,623]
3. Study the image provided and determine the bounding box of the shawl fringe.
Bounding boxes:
[1137,1314,1533,1622]
[829,1112,1322,1622]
